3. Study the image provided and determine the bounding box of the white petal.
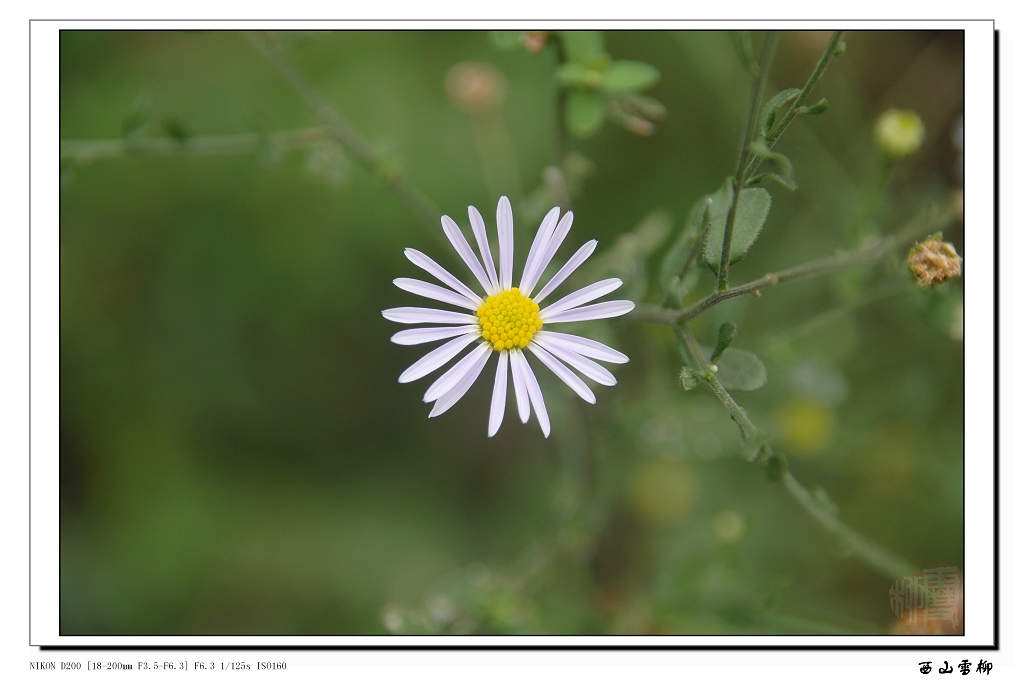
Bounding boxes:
[399,333,479,383]
[404,248,483,305]
[519,206,560,297]
[382,307,477,325]
[508,346,531,423]
[429,344,492,418]
[540,278,623,319]
[441,215,493,294]
[488,351,509,437]
[533,330,628,364]
[533,337,617,386]
[541,300,635,324]
[523,211,573,297]
[528,343,595,404]
[517,350,551,437]
[468,206,499,294]
[423,342,491,403]
[391,325,479,346]
[497,196,513,290]
[533,239,596,305]
[394,278,479,311]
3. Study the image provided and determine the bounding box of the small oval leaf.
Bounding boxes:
[558,31,605,65]
[704,345,768,391]
[600,60,660,94]
[703,186,773,273]
[490,31,524,49]
[565,89,607,138]
[556,62,591,88]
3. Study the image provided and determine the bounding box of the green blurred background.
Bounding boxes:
[60,30,964,635]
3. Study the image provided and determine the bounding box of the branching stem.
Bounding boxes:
[61,127,328,163]
[742,31,845,183]
[674,322,917,581]
[245,31,440,233]
[717,31,778,291]
[630,209,953,326]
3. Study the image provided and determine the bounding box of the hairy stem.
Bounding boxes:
[675,326,756,439]
[780,473,916,579]
[245,31,440,233]
[675,322,916,581]
[718,31,779,291]
[743,31,844,183]
[61,127,329,163]
[630,208,953,326]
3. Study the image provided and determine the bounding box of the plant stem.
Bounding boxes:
[553,37,570,168]
[676,325,756,439]
[743,31,844,183]
[61,127,328,163]
[674,322,916,581]
[780,472,916,579]
[717,32,778,292]
[245,31,440,234]
[629,208,953,326]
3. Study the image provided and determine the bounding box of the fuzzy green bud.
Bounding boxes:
[679,366,700,391]
[874,109,925,159]
[762,452,788,482]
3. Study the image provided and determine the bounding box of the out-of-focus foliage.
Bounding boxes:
[60,30,964,635]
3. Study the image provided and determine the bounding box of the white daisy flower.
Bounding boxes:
[382,196,633,437]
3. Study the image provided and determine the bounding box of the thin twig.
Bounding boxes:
[676,325,756,439]
[781,473,916,579]
[245,31,440,234]
[60,127,328,163]
[629,209,953,326]
[743,31,844,183]
[717,31,779,291]
[674,322,917,581]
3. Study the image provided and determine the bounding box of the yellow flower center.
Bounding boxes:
[476,287,543,352]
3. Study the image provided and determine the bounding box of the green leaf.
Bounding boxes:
[490,31,523,50]
[796,97,828,115]
[748,138,794,178]
[658,227,696,297]
[759,87,801,138]
[556,63,599,89]
[711,322,737,363]
[600,60,660,94]
[565,89,606,138]
[703,345,768,391]
[748,172,798,191]
[702,186,773,273]
[684,192,716,235]
[658,195,715,300]
[558,31,605,65]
